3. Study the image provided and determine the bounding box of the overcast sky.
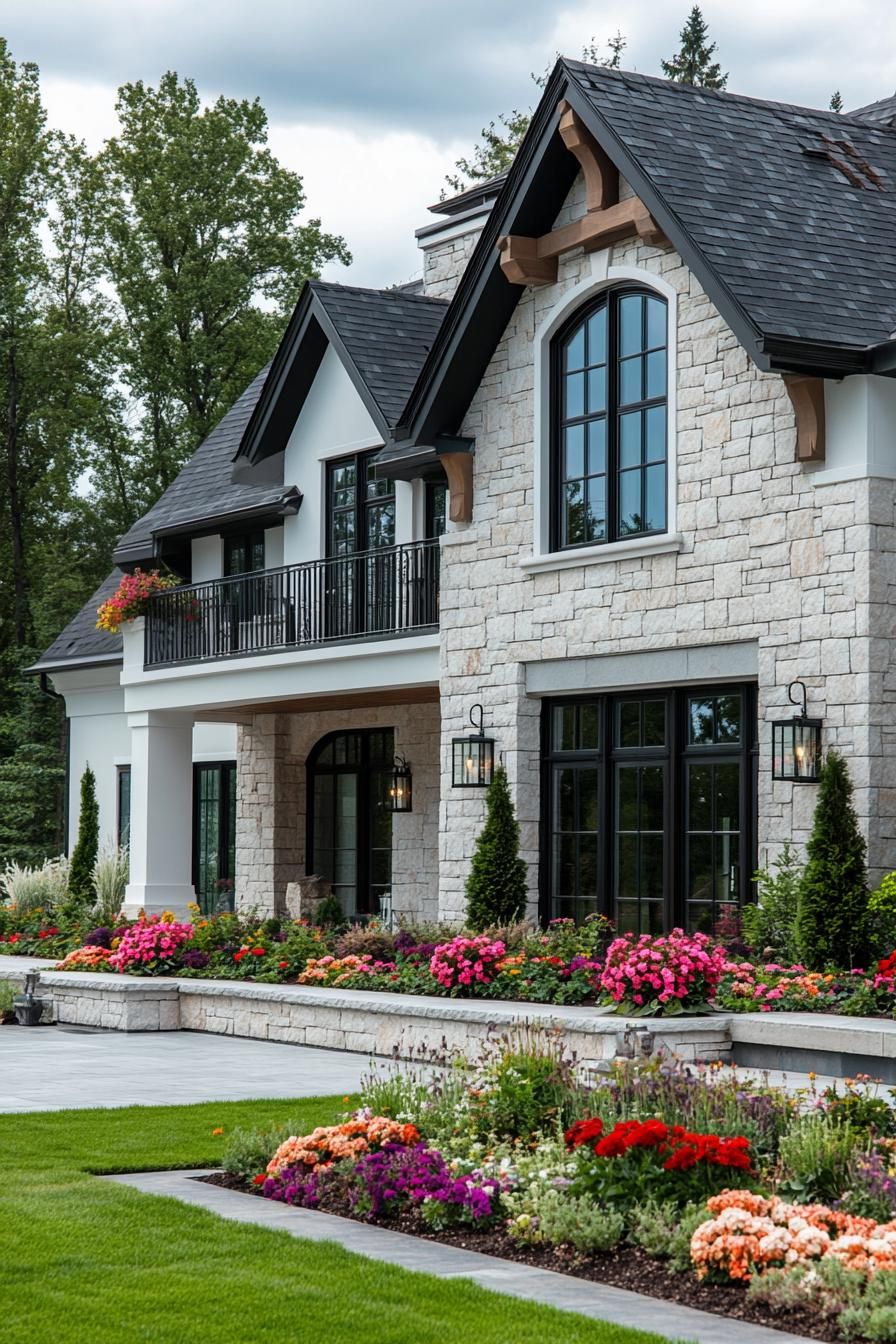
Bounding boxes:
[7,1,896,287]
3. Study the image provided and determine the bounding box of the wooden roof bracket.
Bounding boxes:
[435,436,475,523]
[782,375,826,462]
[498,100,667,287]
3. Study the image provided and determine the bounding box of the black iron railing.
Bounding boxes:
[144,539,440,668]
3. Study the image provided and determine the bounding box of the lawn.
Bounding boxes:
[0,1097,684,1344]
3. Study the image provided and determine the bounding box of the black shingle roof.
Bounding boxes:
[309,283,447,428]
[849,94,896,127]
[564,62,896,350]
[32,571,125,671]
[113,366,286,564]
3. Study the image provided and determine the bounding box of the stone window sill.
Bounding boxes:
[519,533,684,574]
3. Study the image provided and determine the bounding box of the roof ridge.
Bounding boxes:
[563,59,896,133]
[309,279,449,305]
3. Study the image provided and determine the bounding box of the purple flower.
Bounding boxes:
[181,949,210,970]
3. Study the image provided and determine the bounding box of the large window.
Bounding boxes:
[553,288,668,551]
[327,451,396,557]
[542,686,755,933]
[224,531,265,575]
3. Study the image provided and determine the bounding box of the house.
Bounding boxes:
[33,62,896,935]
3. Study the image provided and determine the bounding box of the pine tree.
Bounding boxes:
[68,765,99,902]
[796,750,869,970]
[830,91,844,113]
[465,765,529,930]
[661,7,728,89]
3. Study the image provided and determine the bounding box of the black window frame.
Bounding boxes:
[326,450,396,559]
[425,480,448,539]
[192,761,237,915]
[116,764,131,849]
[539,684,757,932]
[306,728,395,918]
[224,530,266,575]
[551,286,669,552]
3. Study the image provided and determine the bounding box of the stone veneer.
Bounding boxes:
[236,701,440,917]
[431,171,896,920]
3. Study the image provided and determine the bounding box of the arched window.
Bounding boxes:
[307,728,394,917]
[553,287,668,550]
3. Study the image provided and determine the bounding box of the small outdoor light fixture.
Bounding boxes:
[452,704,496,788]
[388,755,413,812]
[772,680,823,783]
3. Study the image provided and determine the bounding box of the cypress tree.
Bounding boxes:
[661,7,728,89]
[465,764,528,930]
[69,765,99,902]
[796,750,869,970]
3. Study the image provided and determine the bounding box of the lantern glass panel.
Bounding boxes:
[389,764,412,812]
[452,736,496,787]
[772,718,821,782]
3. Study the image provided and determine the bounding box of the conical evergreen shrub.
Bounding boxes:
[465,764,528,930]
[68,765,99,903]
[796,750,869,970]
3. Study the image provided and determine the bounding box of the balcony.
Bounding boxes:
[144,539,440,668]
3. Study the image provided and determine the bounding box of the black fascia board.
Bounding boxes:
[395,62,580,449]
[237,287,391,468]
[394,59,784,455]
[151,492,303,545]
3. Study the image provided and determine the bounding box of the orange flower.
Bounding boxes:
[212,1127,224,1137]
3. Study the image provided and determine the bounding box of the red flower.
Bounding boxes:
[564,1117,604,1149]
[253,1174,266,1186]
[278,960,288,970]
[233,950,247,962]
[250,947,266,957]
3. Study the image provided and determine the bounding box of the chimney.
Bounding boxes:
[417,175,505,298]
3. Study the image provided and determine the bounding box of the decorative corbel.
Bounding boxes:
[435,436,475,523]
[497,235,558,287]
[782,375,826,463]
[557,101,619,212]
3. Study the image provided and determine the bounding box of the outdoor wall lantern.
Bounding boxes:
[388,756,413,812]
[772,680,822,783]
[452,704,496,788]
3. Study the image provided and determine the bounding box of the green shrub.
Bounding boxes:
[627,1199,707,1272]
[222,1119,315,1181]
[869,872,896,958]
[465,765,528,931]
[796,750,869,970]
[508,1186,624,1253]
[334,922,397,962]
[778,1110,866,1203]
[314,894,346,929]
[465,1034,581,1140]
[742,841,802,962]
[0,981,16,1020]
[68,766,99,903]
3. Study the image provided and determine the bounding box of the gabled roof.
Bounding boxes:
[113,366,296,566]
[391,60,896,455]
[31,571,125,672]
[236,281,447,466]
[849,94,896,127]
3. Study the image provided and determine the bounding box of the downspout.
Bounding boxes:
[38,672,70,854]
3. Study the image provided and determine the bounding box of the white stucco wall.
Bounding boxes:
[191,534,223,582]
[51,664,237,853]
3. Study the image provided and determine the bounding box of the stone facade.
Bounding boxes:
[236,701,440,917]
[431,170,896,920]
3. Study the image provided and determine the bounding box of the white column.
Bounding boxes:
[123,709,196,918]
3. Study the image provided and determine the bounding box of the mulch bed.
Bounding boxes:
[198,1172,836,1341]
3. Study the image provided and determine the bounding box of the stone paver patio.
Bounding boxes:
[0,1025,371,1112]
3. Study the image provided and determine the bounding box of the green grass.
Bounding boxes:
[0,1097,684,1344]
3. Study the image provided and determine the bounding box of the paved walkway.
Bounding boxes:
[108,1168,812,1344]
[0,1025,371,1112]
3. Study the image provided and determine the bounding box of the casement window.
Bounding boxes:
[326,451,396,557]
[192,762,237,915]
[552,287,668,551]
[541,686,756,934]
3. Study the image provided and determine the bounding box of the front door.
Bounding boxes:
[308,728,394,917]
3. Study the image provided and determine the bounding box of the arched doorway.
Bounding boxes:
[307,728,394,917]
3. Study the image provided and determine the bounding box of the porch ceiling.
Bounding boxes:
[192,684,439,722]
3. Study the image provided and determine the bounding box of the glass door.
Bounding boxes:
[326,453,396,637]
[308,729,394,917]
[193,763,236,914]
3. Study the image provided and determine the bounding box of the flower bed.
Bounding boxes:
[207,1041,896,1343]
